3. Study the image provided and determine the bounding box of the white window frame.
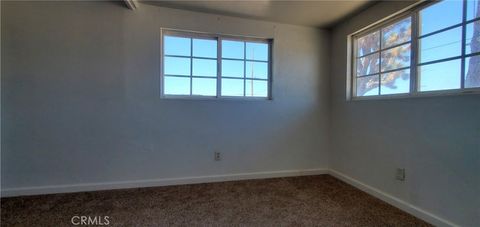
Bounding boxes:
[348,0,480,101]
[160,28,273,100]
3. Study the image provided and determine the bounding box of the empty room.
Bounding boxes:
[1,0,478,226]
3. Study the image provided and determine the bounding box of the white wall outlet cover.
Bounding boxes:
[214,152,221,161]
[395,168,405,181]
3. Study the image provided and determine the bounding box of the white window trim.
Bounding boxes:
[347,0,480,101]
[160,28,274,100]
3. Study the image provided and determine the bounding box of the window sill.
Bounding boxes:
[349,88,480,101]
[160,95,272,101]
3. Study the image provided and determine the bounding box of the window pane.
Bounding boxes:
[420,0,463,36]
[465,55,480,88]
[246,42,268,61]
[222,40,244,59]
[164,36,191,56]
[192,78,216,96]
[382,17,411,48]
[245,80,268,97]
[192,59,216,77]
[467,0,480,21]
[193,39,217,58]
[222,60,244,78]
[164,76,190,95]
[419,59,461,91]
[164,57,190,76]
[221,78,244,96]
[246,61,268,79]
[419,27,462,63]
[380,69,410,95]
[356,75,379,96]
[465,21,480,55]
[357,31,380,57]
[381,43,411,72]
[357,53,379,76]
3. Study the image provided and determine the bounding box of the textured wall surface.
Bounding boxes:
[3,1,478,226]
[1,1,330,189]
[329,1,480,226]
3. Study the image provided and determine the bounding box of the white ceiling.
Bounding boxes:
[141,0,374,28]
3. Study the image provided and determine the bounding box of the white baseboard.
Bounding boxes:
[328,169,458,227]
[0,168,459,227]
[0,168,327,198]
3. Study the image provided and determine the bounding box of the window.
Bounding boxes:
[161,30,272,99]
[351,0,480,99]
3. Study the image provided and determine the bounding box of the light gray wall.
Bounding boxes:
[1,2,330,189]
[330,1,480,227]
[3,0,478,226]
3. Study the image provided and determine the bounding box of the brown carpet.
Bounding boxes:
[1,175,431,226]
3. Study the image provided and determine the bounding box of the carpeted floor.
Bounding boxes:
[1,175,431,226]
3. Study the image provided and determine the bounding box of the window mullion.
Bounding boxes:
[243,41,246,97]
[217,37,222,98]
[411,12,419,94]
[378,29,382,96]
[190,38,193,95]
[461,0,467,89]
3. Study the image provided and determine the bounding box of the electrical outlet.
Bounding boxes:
[214,152,221,161]
[396,168,405,181]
